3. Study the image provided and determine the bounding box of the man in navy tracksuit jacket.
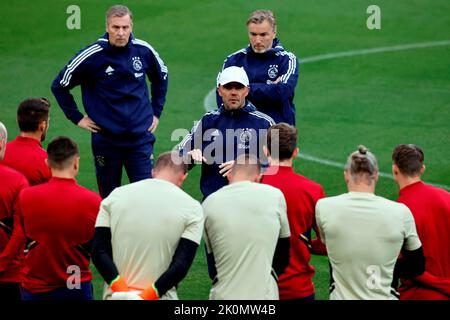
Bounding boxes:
[179,66,275,200]
[51,5,168,198]
[218,10,299,126]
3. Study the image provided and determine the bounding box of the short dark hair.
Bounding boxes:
[154,151,188,175]
[47,136,79,169]
[392,144,424,177]
[267,123,297,160]
[17,98,50,132]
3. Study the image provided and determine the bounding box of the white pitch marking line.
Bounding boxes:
[203,40,450,190]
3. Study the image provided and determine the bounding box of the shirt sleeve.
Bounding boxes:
[180,201,204,245]
[315,200,327,245]
[95,197,112,228]
[402,206,422,251]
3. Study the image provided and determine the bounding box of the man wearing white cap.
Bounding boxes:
[178,66,275,200]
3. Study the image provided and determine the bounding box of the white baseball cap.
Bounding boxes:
[216,66,249,87]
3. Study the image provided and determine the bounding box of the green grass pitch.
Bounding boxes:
[1,0,449,300]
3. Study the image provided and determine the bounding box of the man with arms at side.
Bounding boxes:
[202,154,290,299]
[179,66,274,200]
[92,151,203,300]
[0,122,29,301]
[218,10,299,125]
[19,137,101,300]
[261,123,325,300]
[316,146,425,300]
[392,144,450,300]
[1,98,51,186]
[52,5,168,198]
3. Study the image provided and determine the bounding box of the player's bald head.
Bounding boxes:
[229,154,262,181]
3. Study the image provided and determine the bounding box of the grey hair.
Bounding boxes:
[247,9,277,32]
[345,145,378,184]
[106,5,133,25]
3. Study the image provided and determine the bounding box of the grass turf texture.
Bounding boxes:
[1,0,449,300]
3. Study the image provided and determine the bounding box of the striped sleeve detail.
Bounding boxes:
[249,111,276,126]
[280,52,297,84]
[132,39,168,74]
[60,44,103,87]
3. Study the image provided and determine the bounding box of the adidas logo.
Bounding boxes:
[105,66,114,75]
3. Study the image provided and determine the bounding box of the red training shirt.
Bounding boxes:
[397,181,450,300]
[0,164,29,283]
[1,136,52,186]
[17,177,101,293]
[262,166,325,299]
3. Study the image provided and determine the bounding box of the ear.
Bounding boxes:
[39,120,46,132]
[420,164,426,175]
[263,145,270,158]
[217,86,223,98]
[344,170,350,184]
[45,158,51,169]
[74,156,80,172]
[255,173,263,183]
[243,86,250,98]
[292,147,299,159]
[374,171,379,184]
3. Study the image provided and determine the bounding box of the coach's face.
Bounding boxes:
[248,20,276,53]
[107,15,133,47]
[218,82,249,110]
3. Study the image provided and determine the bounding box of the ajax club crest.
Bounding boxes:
[268,64,278,79]
[132,57,143,71]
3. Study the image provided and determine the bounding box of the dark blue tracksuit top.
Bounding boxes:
[178,102,275,199]
[51,33,168,141]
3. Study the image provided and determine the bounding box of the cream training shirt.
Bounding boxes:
[95,178,204,300]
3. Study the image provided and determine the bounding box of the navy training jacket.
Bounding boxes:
[218,38,299,126]
[178,102,275,199]
[51,33,168,138]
